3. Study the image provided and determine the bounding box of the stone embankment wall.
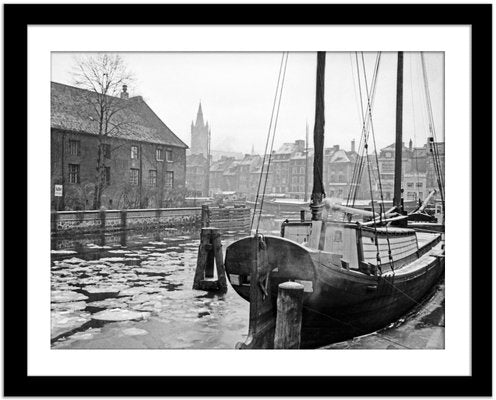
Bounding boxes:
[51,206,251,235]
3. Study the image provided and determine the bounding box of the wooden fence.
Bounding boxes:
[51,206,251,235]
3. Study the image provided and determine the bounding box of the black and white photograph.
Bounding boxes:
[49,50,445,350]
[4,2,490,396]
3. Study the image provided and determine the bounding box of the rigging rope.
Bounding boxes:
[420,52,445,209]
[409,53,421,198]
[346,52,381,210]
[250,53,288,232]
[256,52,289,234]
[359,52,394,274]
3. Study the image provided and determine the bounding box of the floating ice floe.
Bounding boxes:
[52,290,88,303]
[108,250,129,254]
[62,257,86,264]
[69,331,97,341]
[122,327,149,336]
[97,257,126,263]
[86,298,130,310]
[91,309,149,322]
[81,285,128,301]
[137,275,164,281]
[146,252,168,257]
[131,300,163,313]
[51,301,87,312]
[51,312,91,340]
[86,244,112,249]
[51,250,77,255]
[118,287,161,297]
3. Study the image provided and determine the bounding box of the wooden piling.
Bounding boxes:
[274,281,304,349]
[99,208,106,230]
[193,228,227,292]
[201,205,210,228]
[120,210,127,229]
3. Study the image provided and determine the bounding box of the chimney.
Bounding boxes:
[409,138,413,151]
[351,139,356,153]
[333,144,340,152]
[120,84,129,99]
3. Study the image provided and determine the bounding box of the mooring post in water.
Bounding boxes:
[99,208,106,230]
[192,227,227,292]
[201,205,210,228]
[120,209,127,229]
[274,281,304,349]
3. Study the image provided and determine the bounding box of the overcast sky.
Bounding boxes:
[51,51,444,155]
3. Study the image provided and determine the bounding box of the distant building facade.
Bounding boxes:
[188,135,444,205]
[51,82,188,211]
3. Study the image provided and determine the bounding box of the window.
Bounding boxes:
[407,182,414,188]
[156,147,164,161]
[68,140,81,156]
[165,149,173,162]
[334,231,343,242]
[165,171,174,188]
[131,146,138,159]
[129,168,139,185]
[416,182,423,188]
[68,164,80,183]
[149,170,157,187]
[104,167,111,186]
[103,144,111,159]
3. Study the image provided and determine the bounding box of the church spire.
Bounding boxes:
[195,102,205,127]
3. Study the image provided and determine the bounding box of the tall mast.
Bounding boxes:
[310,52,326,221]
[393,51,404,212]
[304,120,309,202]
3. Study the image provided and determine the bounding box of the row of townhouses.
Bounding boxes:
[186,138,445,203]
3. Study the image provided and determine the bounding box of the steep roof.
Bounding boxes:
[210,157,235,172]
[186,153,207,167]
[330,149,351,163]
[51,81,188,148]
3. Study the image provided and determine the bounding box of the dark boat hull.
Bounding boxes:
[225,234,444,348]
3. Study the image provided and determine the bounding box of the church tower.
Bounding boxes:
[190,102,210,157]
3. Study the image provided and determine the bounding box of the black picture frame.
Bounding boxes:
[4,3,491,396]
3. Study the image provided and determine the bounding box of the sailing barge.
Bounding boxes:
[225,52,445,349]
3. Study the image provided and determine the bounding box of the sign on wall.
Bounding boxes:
[54,184,63,197]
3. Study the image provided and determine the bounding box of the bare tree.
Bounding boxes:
[72,54,134,209]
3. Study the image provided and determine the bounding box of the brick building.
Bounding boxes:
[51,82,188,210]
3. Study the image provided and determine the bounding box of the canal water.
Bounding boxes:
[51,227,257,349]
[51,218,444,350]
